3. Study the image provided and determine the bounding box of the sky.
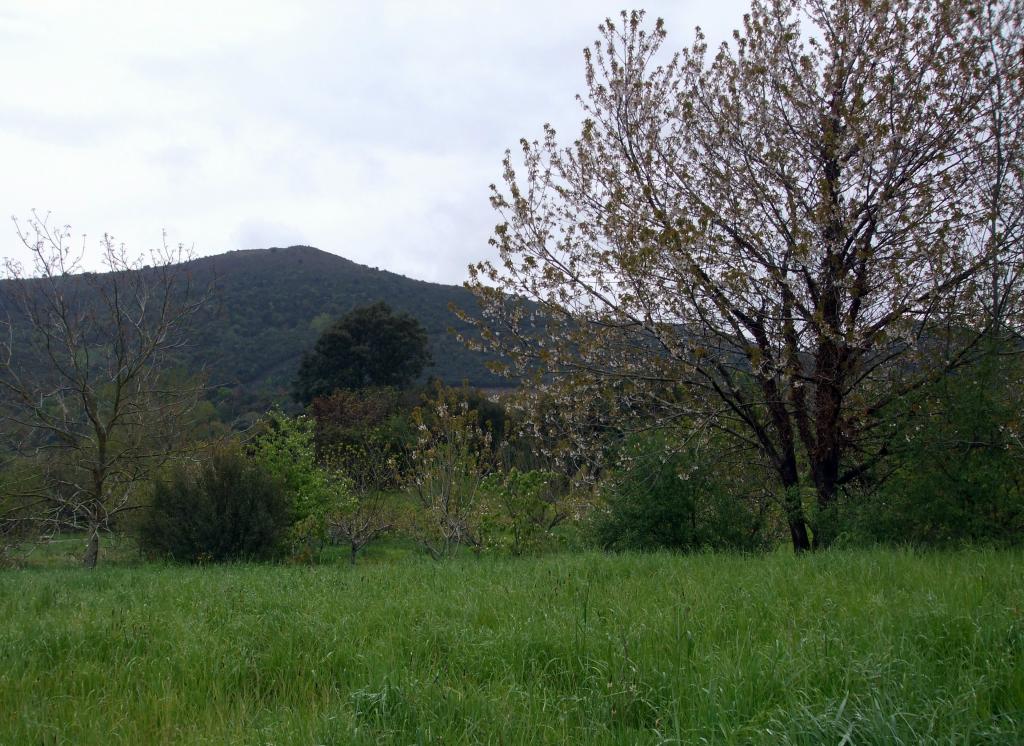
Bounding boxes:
[0,1,747,285]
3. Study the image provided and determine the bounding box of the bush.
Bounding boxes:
[591,434,769,553]
[138,448,292,562]
[830,350,1024,547]
[479,468,579,555]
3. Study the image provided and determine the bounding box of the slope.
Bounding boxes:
[179,245,506,415]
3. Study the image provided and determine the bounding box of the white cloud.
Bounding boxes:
[0,0,749,284]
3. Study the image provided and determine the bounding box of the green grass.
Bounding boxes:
[1,549,1021,744]
[5,532,144,569]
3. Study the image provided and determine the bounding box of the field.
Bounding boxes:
[1,549,1022,745]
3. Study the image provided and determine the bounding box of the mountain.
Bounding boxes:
[176,246,507,419]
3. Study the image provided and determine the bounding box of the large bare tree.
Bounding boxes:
[0,213,213,566]
[466,0,1023,550]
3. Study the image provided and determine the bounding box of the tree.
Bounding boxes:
[250,411,333,525]
[405,383,494,559]
[324,442,397,564]
[466,1,1023,551]
[308,388,407,564]
[0,214,212,566]
[292,302,430,404]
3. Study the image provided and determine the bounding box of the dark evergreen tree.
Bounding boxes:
[292,302,431,404]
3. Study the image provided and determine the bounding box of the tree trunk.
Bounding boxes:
[778,458,811,553]
[350,544,358,565]
[788,515,812,553]
[809,374,844,550]
[811,479,840,550]
[85,467,106,569]
[82,527,100,569]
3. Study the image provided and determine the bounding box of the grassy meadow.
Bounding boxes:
[0,548,1021,745]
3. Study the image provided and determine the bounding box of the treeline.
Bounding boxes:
[2,304,1022,567]
[180,244,509,422]
[135,342,1024,566]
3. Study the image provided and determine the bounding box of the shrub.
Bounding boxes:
[479,468,578,555]
[830,350,1024,547]
[591,434,769,553]
[249,410,357,561]
[138,448,292,562]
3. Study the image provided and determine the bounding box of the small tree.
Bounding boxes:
[406,384,493,559]
[307,388,410,564]
[325,443,397,564]
[293,302,431,404]
[0,214,212,566]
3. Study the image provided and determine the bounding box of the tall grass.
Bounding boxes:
[1,549,1021,744]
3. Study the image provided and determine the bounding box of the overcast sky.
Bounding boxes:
[0,1,747,285]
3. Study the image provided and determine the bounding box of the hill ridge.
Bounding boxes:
[175,245,506,418]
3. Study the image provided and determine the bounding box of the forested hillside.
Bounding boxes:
[177,245,507,417]
[0,245,506,423]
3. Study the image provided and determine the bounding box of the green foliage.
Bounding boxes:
[249,410,354,560]
[287,472,355,564]
[138,448,292,563]
[832,349,1024,547]
[309,312,333,334]
[250,411,333,520]
[293,302,431,404]
[480,468,573,555]
[592,434,768,553]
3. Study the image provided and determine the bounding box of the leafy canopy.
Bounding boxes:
[293,302,431,404]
